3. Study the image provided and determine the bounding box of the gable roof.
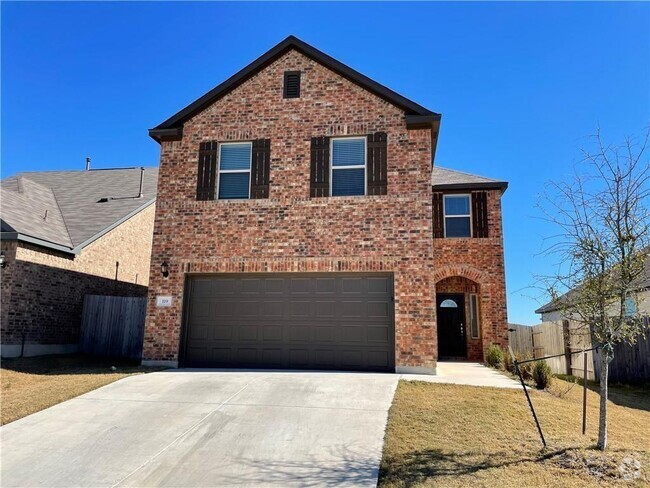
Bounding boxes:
[431,166,508,192]
[1,167,158,254]
[149,35,440,142]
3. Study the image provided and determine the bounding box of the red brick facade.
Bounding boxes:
[143,48,508,370]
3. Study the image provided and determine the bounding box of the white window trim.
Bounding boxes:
[443,194,472,238]
[329,136,367,197]
[469,293,480,339]
[218,141,252,200]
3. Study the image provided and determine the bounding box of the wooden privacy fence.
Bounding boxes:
[81,295,147,360]
[534,322,570,375]
[508,323,534,357]
[510,320,650,383]
[593,333,650,384]
[509,322,595,380]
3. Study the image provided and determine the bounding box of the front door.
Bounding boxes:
[436,294,467,359]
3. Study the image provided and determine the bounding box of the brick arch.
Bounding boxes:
[433,265,486,284]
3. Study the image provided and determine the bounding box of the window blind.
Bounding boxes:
[219,143,251,199]
[332,139,365,167]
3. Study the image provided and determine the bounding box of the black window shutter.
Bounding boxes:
[367,132,388,195]
[471,191,489,238]
[310,136,330,197]
[197,141,218,200]
[250,139,271,199]
[432,192,444,238]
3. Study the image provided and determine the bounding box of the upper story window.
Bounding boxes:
[624,297,637,317]
[444,194,471,238]
[331,137,366,197]
[218,142,252,199]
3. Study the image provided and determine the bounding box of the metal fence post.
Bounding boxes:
[582,349,588,435]
[514,359,547,448]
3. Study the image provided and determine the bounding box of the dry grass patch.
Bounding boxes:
[1,354,160,425]
[379,379,650,487]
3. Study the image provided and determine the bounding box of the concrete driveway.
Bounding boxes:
[0,370,399,488]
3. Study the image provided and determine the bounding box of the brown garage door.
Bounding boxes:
[182,273,395,371]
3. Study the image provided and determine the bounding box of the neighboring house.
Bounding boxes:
[143,36,509,373]
[0,167,158,357]
[535,253,650,321]
[535,254,650,383]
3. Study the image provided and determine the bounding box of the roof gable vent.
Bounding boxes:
[283,71,301,99]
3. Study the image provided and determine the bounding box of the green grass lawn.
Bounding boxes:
[1,354,160,425]
[379,378,650,487]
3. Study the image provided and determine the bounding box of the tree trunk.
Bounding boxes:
[597,350,610,450]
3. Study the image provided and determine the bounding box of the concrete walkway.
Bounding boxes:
[402,361,522,389]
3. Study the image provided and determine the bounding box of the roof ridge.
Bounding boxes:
[49,184,73,248]
[15,166,158,176]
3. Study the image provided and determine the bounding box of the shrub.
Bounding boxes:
[532,360,553,389]
[504,348,517,374]
[486,344,505,369]
[512,351,535,380]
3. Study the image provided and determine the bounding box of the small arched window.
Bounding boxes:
[440,299,458,308]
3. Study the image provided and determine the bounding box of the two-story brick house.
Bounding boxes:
[143,36,508,374]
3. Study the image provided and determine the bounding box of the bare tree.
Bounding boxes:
[539,128,650,450]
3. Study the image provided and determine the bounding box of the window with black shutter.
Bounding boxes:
[310,136,330,197]
[367,132,388,195]
[197,141,218,200]
[283,71,301,98]
[434,191,489,238]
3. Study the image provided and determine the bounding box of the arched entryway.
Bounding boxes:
[435,276,483,361]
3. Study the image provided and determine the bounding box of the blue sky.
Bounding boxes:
[2,2,649,324]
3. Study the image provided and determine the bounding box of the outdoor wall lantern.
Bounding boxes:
[0,252,6,269]
[161,260,169,278]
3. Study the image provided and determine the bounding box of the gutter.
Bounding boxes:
[432,182,509,193]
[0,232,77,255]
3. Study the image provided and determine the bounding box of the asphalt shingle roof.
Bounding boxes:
[431,166,508,191]
[1,167,158,252]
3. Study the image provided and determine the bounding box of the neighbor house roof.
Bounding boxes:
[1,167,158,254]
[535,250,650,314]
[431,166,508,192]
[149,35,441,143]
